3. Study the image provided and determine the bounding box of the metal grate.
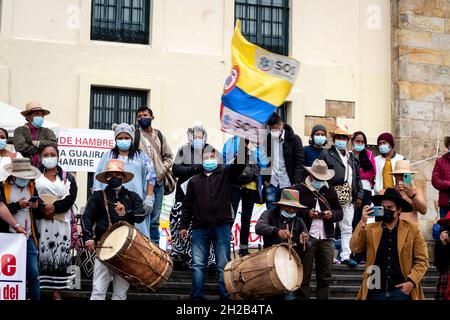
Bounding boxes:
[91,0,150,44]
[235,0,289,55]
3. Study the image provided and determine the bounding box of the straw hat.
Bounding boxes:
[389,160,417,175]
[95,159,134,184]
[272,189,307,209]
[329,125,352,138]
[21,101,51,117]
[3,158,41,179]
[304,159,335,181]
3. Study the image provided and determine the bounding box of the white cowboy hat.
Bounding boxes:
[3,158,41,179]
[304,159,335,181]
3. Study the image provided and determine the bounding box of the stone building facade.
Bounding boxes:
[391,0,450,257]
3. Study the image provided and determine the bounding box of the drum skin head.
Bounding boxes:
[99,225,136,260]
[274,246,299,291]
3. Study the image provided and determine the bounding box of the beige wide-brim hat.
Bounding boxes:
[95,159,134,184]
[329,125,352,138]
[272,188,307,209]
[20,101,51,117]
[3,158,41,179]
[390,160,417,175]
[305,159,335,181]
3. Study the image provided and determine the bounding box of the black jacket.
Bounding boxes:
[319,146,364,203]
[255,207,308,256]
[434,239,450,273]
[172,143,211,203]
[295,183,343,239]
[181,164,244,230]
[81,186,145,243]
[263,124,305,185]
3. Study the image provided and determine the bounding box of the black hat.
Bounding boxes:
[371,188,413,212]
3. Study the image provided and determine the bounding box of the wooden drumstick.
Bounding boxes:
[286,224,292,261]
[96,245,113,249]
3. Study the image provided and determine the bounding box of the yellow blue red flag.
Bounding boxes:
[220,20,299,141]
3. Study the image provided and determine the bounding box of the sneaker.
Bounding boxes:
[342,259,358,267]
[358,260,366,265]
[238,249,249,257]
[333,258,341,265]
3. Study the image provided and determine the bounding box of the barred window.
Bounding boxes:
[91,0,150,44]
[235,0,289,55]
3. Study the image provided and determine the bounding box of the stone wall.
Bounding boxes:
[392,0,450,257]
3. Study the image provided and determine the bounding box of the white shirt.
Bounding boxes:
[8,184,32,236]
[338,150,353,189]
[270,130,291,188]
[309,198,327,240]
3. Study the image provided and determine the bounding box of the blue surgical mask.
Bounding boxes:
[379,144,391,155]
[116,139,132,151]
[311,179,326,190]
[354,144,365,152]
[138,118,152,129]
[335,140,347,151]
[313,135,326,146]
[203,159,218,172]
[32,116,44,128]
[0,139,7,150]
[14,177,29,188]
[192,139,205,150]
[280,210,296,219]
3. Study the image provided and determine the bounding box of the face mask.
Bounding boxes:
[14,177,29,188]
[354,144,365,152]
[280,210,296,219]
[42,157,58,169]
[203,159,218,172]
[270,130,281,138]
[32,116,44,128]
[335,140,347,151]
[192,139,205,150]
[375,208,396,223]
[379,144,391,155]
[138,118,152,129]
[311,179,326,190]
[0,139,7,150]
[116,139,132,151]
[313,135,326,146]
[107,177,123,189]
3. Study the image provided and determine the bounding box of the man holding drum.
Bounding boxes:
[82,159,146,300]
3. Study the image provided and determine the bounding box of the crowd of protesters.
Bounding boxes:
[0,102,449,301]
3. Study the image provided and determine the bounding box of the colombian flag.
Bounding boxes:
[220,20,299,141]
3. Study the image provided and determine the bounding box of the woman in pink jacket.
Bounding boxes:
[350,131,376,264]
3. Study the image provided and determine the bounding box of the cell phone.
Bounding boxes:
[369,206,384,217]
[29,196,39,203]
[403,173,412,186]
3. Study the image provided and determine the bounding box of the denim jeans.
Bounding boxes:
[265,184,282,211]
[367,288,411,300]
[439,206,449,219]
[191,224,231,300]
[27,237,40,300]
[149,182,164,244]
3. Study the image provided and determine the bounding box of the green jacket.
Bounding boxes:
[13,124,57,160]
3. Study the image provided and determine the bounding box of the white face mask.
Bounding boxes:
[42,157,58,169]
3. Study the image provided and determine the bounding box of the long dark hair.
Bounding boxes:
[351,131,374,173]
[111,138,140,160]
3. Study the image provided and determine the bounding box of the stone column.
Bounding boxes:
[392,0,450,261]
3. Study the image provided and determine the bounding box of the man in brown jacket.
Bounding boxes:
[350,188,428,300]
[13,101,57,167]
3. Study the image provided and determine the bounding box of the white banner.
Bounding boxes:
[58,129,115,172]
[0,233,27,300]
[231,203,266,250]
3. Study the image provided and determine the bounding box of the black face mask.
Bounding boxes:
[138,118,152,129]
[375,208,396,223]
[107,177,123,189]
